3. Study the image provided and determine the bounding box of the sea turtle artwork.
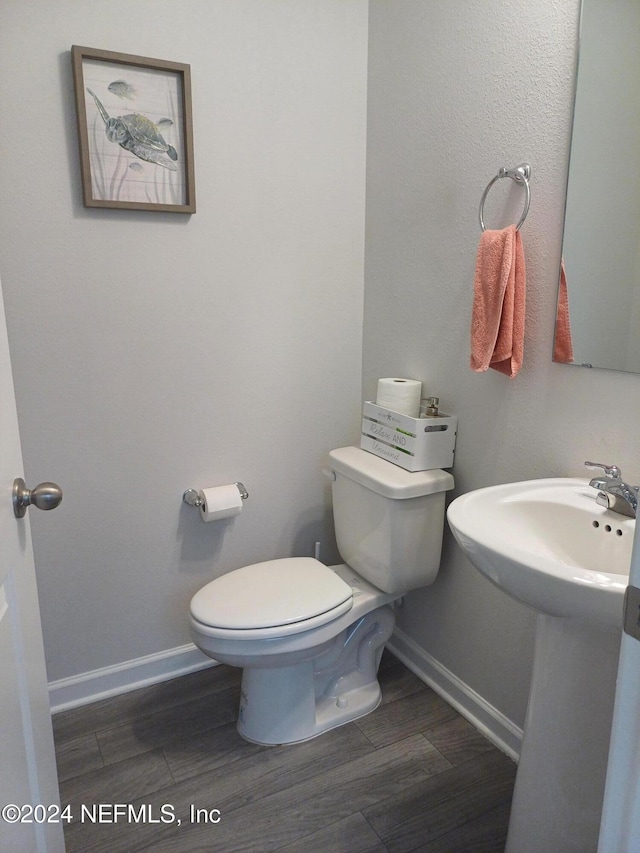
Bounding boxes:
[86,88,178,171]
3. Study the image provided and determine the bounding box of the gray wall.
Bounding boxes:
[0,0,368,683]
[364,0,640,729]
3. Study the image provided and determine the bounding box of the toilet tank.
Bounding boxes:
[328,446,454,594]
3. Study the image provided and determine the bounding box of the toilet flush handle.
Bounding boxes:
[13,478,63,518]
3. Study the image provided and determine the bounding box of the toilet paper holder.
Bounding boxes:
[183,482,249,508]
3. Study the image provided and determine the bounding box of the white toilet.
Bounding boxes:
[189,446,454,745]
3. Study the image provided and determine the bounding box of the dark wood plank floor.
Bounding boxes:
[52,651,516,852]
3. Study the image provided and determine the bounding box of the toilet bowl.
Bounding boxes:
[189,446,454,745]
[190,560,396,744]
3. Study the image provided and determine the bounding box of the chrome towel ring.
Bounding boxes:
[479,163,531,232]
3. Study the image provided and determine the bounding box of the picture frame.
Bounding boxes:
[71,46,196,213]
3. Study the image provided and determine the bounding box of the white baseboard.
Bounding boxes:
[388,628,523,762]
[49,643,217,714]
[49,630,524,763]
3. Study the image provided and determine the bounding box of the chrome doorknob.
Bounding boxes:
[13,478,63,518]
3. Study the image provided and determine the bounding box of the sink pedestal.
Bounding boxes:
[506,614,621,853]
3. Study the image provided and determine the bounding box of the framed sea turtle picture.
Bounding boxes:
[71,46,196,213]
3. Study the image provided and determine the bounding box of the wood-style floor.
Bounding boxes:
[52,652,516,852]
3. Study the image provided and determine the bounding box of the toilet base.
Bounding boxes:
[238,669,382,746]
[236,605,394,745]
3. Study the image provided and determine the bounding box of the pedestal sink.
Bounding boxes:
[447,478,632,853]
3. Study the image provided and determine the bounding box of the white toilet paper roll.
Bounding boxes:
[376,378,422,417]
[199,484,243,522]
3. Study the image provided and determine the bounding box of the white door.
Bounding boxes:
[0,276,65,853]
[598,511,640,851]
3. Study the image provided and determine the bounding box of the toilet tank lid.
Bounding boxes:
[329,446,454,499]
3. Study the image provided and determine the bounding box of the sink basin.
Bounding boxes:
[447,477,634,853]
[447,477,632,625]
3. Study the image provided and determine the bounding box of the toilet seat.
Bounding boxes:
[189,557,353,640]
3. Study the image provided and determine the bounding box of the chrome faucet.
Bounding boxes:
[585,462,639,518]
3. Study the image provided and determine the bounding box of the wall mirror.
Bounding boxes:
[554,0,640,372]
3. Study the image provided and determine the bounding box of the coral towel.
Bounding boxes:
[553,260,574,363]
[470,224,526,378]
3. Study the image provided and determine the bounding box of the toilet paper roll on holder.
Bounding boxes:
[183,482,249,508]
